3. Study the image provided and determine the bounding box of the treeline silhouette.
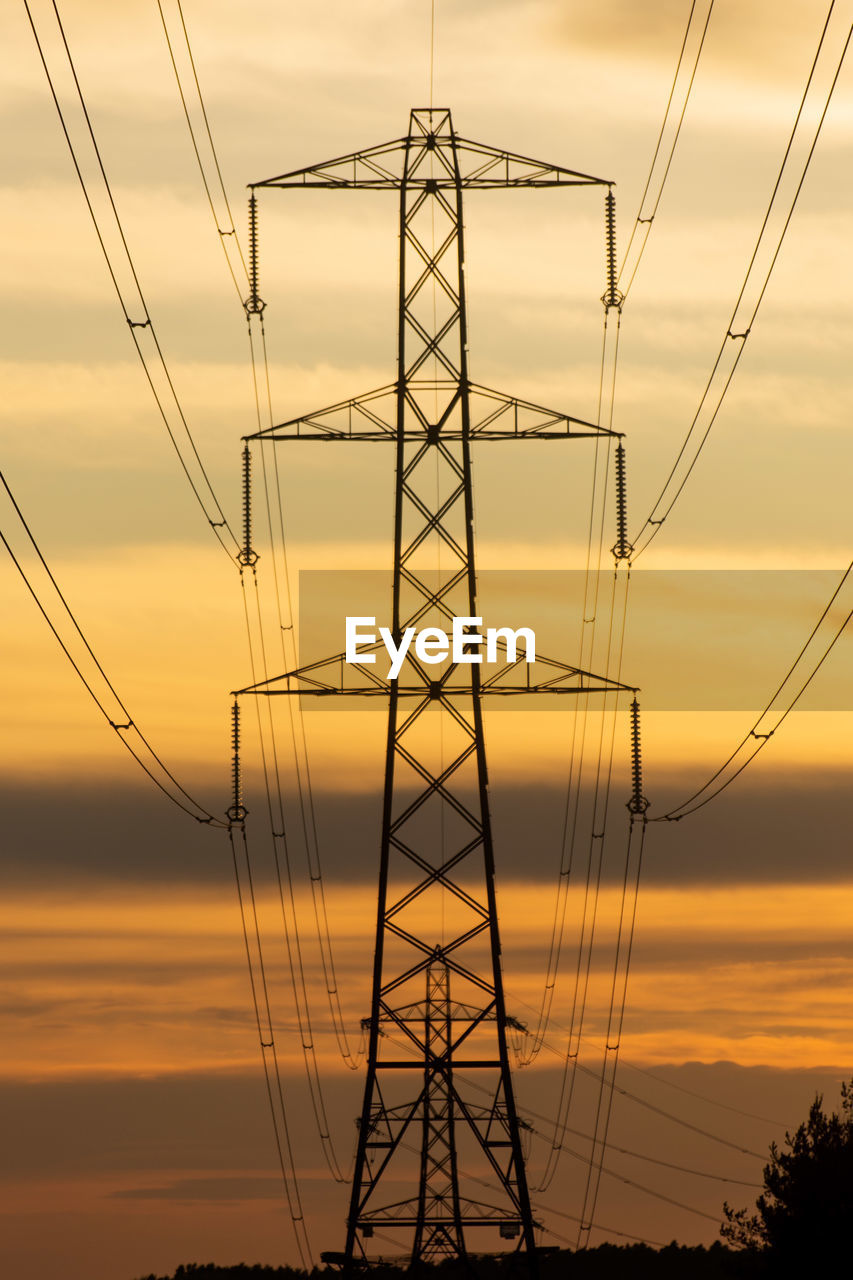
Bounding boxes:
[136,1242,762,1280]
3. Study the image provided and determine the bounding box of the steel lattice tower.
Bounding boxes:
[239,108,631,1272]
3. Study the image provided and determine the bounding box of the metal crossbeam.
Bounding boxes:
[244,381,617,443]
[233,662,633,698]
[252,108,607,192]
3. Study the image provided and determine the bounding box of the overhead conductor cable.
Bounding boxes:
[632,4,851,555]
[574,702,649,1247]
[23,0,239,556]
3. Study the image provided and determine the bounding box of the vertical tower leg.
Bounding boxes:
[343,109,538,1273]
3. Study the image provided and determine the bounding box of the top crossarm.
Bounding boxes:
[251,110,610,191]
[243,382,620,443]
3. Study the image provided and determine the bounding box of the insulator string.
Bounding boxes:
[246,191,266,316]
[628,700,649,817]
[227,698,248,823]
[611,443,633,563]
[239,444,260,568]
[602,188,623,311]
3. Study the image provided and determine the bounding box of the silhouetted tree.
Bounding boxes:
[721,1079,853,1274]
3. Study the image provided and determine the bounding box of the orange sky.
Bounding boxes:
[6,879,853,1081]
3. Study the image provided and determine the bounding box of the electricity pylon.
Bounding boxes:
[237,108,632,1272]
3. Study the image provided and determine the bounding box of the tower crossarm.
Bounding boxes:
[244,381,619,443]
[251,109,609,191]
[232,651,636,699]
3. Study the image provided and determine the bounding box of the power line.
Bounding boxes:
[579,1055,766,1162]
[394,1121,672,1247]
[451,1064,747,1231]
[503,1081,762,1189]
[520,206,631,1081]
[572,814,647,1244]
[19,8,319,1246]
[509,988,787,1127]
[392,1065,702,1244]
[241,261,362,1076]
[156,0,360,1071]
[23,0,239,557]
[655,559,853,821]
[237,574,351,1182]
[618,0,715,301]
[567,1130,760,1190]
[519,0,718,1160]
[155,0,249,299]
[255,432,362,1071]
[632,3,851,557]
[228,821,313,1269]
[0,467,225,827]
[516,0,716,1154]
[557,1136,724,1227]
[535,1201,667,1249]
[614,1056,785,1129]
[512,24,845,1198]
[533,716,636,1193]
[154,0,364,1188]
[524,1031,766,1161]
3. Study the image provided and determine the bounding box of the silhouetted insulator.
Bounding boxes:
[601,189,624,311]
[611,442,634,561]
[227,699,248,823]
[627,699,649,816]
[237,444,259,567]
[245,192,266,316]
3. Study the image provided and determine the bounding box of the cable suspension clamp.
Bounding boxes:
[237,444,259,567]
[226,698,248,823]
[627,698,650,816]
[601,188,624,311]
[611,441,634,562]
[244,192,266,316]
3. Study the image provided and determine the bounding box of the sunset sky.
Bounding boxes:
[2,2,852,1279]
